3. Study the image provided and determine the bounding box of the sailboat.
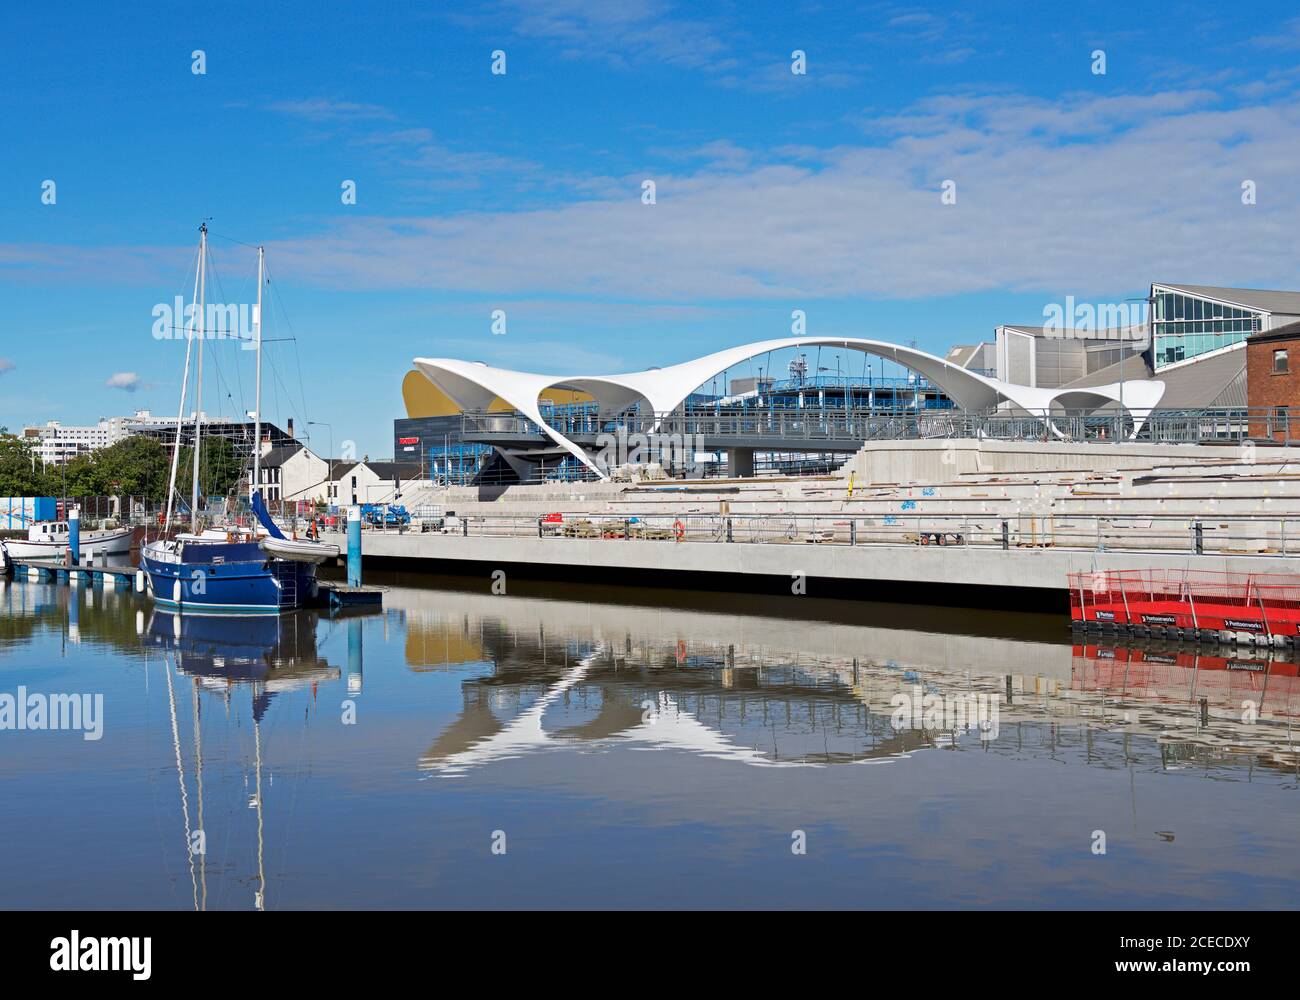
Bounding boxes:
[141,225,338,615]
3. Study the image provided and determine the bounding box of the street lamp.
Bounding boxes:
[1120,295,1153,441]
[817,355,845,410]
[307,420,333,509]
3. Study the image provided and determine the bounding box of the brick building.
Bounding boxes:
[1247,319,1300,441]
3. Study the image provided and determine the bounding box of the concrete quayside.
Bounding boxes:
[333,437,1300,611]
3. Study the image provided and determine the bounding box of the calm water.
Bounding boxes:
[1,571,1298,910]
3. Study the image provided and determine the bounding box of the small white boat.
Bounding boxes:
[258,535,340,565]
[2,521,136,561]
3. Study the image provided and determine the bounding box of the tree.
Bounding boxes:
[56,436,172,500]
[0,431,48,497]
[0,431,245,504]
[177,435,245,502]
[93,436,170,498]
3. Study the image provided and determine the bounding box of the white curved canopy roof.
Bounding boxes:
[414,337,1166,478]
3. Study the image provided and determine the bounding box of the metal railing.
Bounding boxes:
[461,406,1288,446]
[363,510,1300,558]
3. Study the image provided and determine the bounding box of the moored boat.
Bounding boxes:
[140,226,336,615]
[2,521,135,561]
[142,531,319,615]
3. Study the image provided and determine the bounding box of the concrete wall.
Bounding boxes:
[281,450,330,503]
[388,438,1300,567]
[839,438,1265,484]
[356,528,1300,596]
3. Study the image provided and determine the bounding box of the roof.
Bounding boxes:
[1055,341,1247,410]
[364,462,423,480]
[1156,346,1247,409]
[1248,318,1300,345]
[328,461,422,481]
[999,324,1145,341]
[1155,284,1300,316]
[414,337,1168,476]
[1054,354,1155,391]
[259,445,304,468]
[944,344,994,369]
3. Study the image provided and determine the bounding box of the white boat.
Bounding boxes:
[258,535,340,565]
[2,520,136,561]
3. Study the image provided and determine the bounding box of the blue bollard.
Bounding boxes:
[68,506,80,567]
[347,506,362,588]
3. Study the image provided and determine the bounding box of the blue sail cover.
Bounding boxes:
[251,490,287,540]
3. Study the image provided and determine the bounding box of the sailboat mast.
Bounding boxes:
[251,245,264,504]
[190,223,207,534]
[163,230,204,533]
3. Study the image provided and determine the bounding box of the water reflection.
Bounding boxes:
[2,571,1299,910]
[395,588,1300,779]
[141,609,340,911]
[144,610,339,720]
[418,632,928,776]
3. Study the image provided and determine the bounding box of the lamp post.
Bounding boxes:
[818,356,845,410]
[307,420,333,510]
[1120,294,1153,441]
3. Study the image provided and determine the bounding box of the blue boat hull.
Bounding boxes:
[142,540,317,615]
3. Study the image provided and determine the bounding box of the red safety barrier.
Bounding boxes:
[1068,569,1300,638]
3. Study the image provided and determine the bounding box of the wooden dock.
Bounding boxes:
[4,556,384,615]
[5,556,139,588]
[315,581,384,611]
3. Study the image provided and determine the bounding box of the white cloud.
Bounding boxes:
[1252,16,1300,51]
[258,87,1300,302]
[105,372,144,392]
[499,0,735,72]
[265,99,396,122]
[358,128,544,186]
[7,87,1300,307]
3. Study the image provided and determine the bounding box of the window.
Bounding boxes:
[1275,349,1289,374]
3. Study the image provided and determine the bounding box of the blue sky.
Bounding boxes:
[3,1,1300,455]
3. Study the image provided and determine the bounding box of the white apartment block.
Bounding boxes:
[22,410,211,465]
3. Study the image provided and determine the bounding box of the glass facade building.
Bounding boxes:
[1151,287,1262,368]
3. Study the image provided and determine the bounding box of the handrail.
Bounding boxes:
[459,405,1279,446]
[357,509,1300,558]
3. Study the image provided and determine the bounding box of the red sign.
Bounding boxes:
[398,436,420,445]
